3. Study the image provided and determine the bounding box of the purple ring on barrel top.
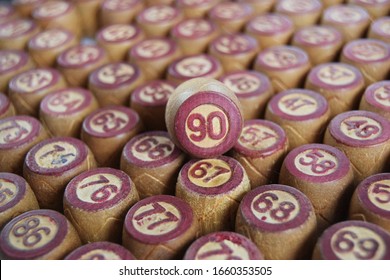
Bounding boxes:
[293,25,342,47]
[306,62,364,90]
[233,119,288,158]
[28,29,75,50]
[131,80,175,107]
[342,39,390,63]
[0,50,29,74]
[130,38,177,60]
[209,2,253,20]
[177,0,214,7]
[168,54,221,80]
[267,88,329,121]
[32,1,73,19]
[96,24,142,43]
[40,88,94,117]
[64,167,132,211]
[124,195,194,243]
[318,220,390,260]
[122,130,183,168]
[219,70,272,99]
[246,14,293,35]
[82,106,140,138]
[275,0,322,14]
[371,17,390,38]
[322,5,369,24]
[0,4,15,20]
[0,19,36,38]
[89,62,140,89]
[175,91,241,156]
[9,68,62,94]
[0,115,42,149]
[0,172,28,212]
[210,33,258,55]
[239,184,313,232]
[179,156,244,196]
[184,231,264,260]
[24,137,88,175]
[64,241,136,260]
[171,18,216,39]
[327,110,390,147]
[255,45,309,71]
[283,143,351,183]
[362,81,390,112]
[137,5,180,23]
[57,45,106,68]
[0,92,11,115]
[102,0,141,11]
[0,209,68,260]
[355,173,390,219]
[174,90,242,158]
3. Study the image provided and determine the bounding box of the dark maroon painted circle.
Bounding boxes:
[96,24,142,43]
[0,92,11,116]
[179,156,244,196]
[246,14,293,35]
[171,18,216,39]
[130,38,177,60]
[306,62,364,90]
[0,209,68,260]
[168,54,221,80]
[9,68,61,94]
[342,39,390,63]
[124,195,195,244]
[174,91,242,158]
[0,19,36,38]
[57,45,106,68]
[137,5,180,24]
[255,45,309,71]
[0,172,28,212]
[327,110,390,147]
[64,241,136,260]
[24,137,88,175]
[131,80,175,107]
[219,70,272,99]
[28,29,75,50]
[239,184,313,232]
[319,220,390,260]
[267,88,329,121]
[184,231,263,260]
[0,50,29,74]
[355,173,390,219]
[0,115,42,150]
[283,143,351,183]
[89,62,140,90]
[363,81,390,112]
[40,88,94,116]
[122,130,183,168]
[293,25,342,47]
[233,119,288,158]
[210,33,258,55]
[64,167,133,211]
[82,106,140,138]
